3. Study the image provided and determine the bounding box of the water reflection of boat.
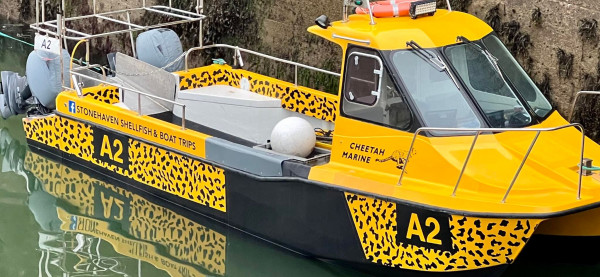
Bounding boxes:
[10,0,600,276]
[14,138,367,277]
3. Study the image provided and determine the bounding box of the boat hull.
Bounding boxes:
[24,113,540,275]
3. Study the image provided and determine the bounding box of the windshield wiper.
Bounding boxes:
[406,40,446,71]
[406,40,462,90]
[456,36,502,75]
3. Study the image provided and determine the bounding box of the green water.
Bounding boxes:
[2,19,600,277]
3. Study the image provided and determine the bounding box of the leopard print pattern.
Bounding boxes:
[130,195,226,274]
[345,193,541,272]
[81,85,120,104]
[129,140,226,212]
[24,115,226,212]
[25,152,95,215]
[178,65,338,122]
[25,151,226,275]
[24,115,127,176]
[23,116,62,149]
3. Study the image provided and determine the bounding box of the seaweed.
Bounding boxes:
[531,7,542,26]
[579,18,598,45]
[556,48,574,79]
[582,73,600,91]
[574,72,600,139]
[497,21,532,58]
[500,21,520,42]
[535,73,552,99]
[512,32,532,58]
[19,0,31,21]
[484,4,502,32]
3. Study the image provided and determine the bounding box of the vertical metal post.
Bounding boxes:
[36,0,39,24]
[143,0,146,8]
[42,0,45,22]
[294,65,298,86]
[58,14,65,88]
[85,40,90,67]
[181,105,186,130]
[61,0,65,15]
[198,0,203,47]
[578,127,586,200]
[169,0,172,8]
[446,0,452,11]
[398,130,421,185]
[137,93,142,115]
[365,0,376,25]
[93,0,97,14]
[452,131,480,196]
[127,12,137,58]
[502,131,541,203]
[233,49,238,67]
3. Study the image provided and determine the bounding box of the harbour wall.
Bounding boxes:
[4,0,600,137]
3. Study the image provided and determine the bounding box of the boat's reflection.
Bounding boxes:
[0,125,367,277]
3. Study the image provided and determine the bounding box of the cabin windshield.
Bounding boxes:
[391,49,482,129]
[444,35,553,128]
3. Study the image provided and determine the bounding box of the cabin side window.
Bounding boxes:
[342,47,412,130]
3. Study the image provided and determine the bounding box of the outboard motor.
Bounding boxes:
[26,49,70,110]
[0,49,71,119]
[136,28,184,72]
[0,71,32,119]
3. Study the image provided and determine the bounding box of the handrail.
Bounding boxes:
[568,90,600,122]
[398,124,586,202]
[31,5,204,41]
[184,44,341,87]
[71,64,107,81]
[69,71,187,130]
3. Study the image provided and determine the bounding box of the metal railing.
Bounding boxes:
[568,90,600,122]
[32,0,205,87]
[71,64,107,81]
[184,44,341,87]
[32,7,204,40]
[398,124,586,202]
[69,71,187,130]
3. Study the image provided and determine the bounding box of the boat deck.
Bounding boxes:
[149,111,256,147]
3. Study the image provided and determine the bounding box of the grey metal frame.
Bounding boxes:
[185,44,341,87]
[32,0,205,60]
[398,124,586,202]
[69,71,187,130]
[568,90,600,122]
[32,7,204,41]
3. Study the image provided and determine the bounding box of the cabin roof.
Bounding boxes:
[308,10,493,51]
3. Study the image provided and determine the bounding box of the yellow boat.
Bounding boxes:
[9,0,600,275]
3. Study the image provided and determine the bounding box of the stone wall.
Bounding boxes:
[466,1,600,137]
[5,0,600,134]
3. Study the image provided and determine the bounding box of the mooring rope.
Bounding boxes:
[0,31,34,47]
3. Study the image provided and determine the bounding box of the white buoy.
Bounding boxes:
[270,117,316,158]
